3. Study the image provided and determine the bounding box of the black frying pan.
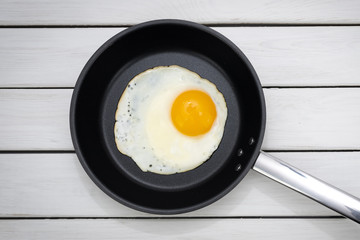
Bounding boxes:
[70,19,360,223]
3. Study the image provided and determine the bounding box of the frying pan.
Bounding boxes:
[70,19,360,223]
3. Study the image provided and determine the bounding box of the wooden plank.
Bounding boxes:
[0,29,121,88]
[1,218,360,240]
[218,27,360,87]
[1,88,360,151]
[0,90,73,150]
[0,152,359,217]
[262,88,360,150]
[1,0,360,25]
[1,27,360,87]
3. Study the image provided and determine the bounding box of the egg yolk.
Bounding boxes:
[171,90,217,136]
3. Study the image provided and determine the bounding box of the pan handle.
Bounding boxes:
[253,151,360,223]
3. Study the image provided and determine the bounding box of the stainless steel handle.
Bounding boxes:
[253,151,360,223]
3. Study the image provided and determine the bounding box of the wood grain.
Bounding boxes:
[0,152,359,217]
[0,0,360,25]
[1,27,360,87]
[1,218,360,240]
[1,88,359,151]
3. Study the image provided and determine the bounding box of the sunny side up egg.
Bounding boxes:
[114,65,228,174]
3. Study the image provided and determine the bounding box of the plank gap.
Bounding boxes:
[1,150,360,154]
[2,86,360,90]
[0,150,75,154]
[0,87,74,90]
[263,86,360,89]
[0,216,345,220]
[264,149,360,153]
[1,23,360,28]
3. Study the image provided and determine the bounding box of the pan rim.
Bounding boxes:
[70,19,266,214]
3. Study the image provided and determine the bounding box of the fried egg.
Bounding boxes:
[114,65,227,174]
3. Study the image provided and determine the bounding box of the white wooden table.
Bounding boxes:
[1,1,360,239]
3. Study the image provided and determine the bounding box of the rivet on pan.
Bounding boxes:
[237,148,243,157]
[235,163,242,172]
[249,137,255,145]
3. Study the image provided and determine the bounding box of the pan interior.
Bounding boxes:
[71,20,265,214]
[101,50,240,192]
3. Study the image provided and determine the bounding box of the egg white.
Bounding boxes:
[114,65,227,174]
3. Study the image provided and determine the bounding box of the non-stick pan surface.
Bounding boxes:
[70,19,265,214]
